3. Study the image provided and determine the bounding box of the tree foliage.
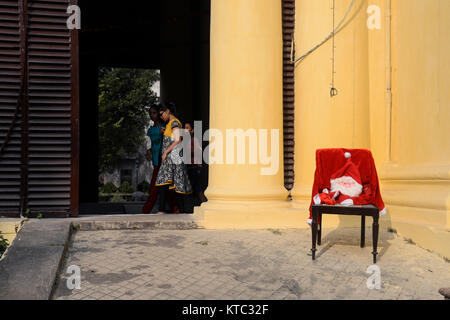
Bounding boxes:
[101,182,117,194]
[118,181,135,194]
[98,68,159,171]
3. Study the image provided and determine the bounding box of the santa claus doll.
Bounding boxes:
[313,152,364,207]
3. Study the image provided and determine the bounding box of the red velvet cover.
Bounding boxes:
[308,148,386,219]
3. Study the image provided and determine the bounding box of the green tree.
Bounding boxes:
[118,181,135,194]
[98,68,159,171]
[101,182,117,194]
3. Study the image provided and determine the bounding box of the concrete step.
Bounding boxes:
[69,214,200,231]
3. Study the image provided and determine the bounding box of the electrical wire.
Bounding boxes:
[330,0,338,97]
[293,0,355,65]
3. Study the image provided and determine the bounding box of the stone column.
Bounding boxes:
[194,0,295,228]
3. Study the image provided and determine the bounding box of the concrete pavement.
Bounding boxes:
[51,226,450,300]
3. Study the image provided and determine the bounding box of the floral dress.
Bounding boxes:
[155,118,192,194]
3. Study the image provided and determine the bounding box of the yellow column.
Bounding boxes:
[373,0,450,259]
[290,0,371,228]
[194,0,297,229]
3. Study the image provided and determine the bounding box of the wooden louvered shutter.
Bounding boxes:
[0,0,79,217]
[282,0,295,190]
[0,1,22,213]
[28,0,77,216]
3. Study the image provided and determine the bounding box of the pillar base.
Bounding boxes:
[193,200,307,229]
[387,214,450,261]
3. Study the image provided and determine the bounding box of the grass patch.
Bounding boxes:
[196,241,208,246]
[0,232,9,258]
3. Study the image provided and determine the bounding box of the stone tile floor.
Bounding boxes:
[52,228,450,300]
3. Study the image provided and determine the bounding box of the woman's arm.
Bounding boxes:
[162,126,181,161]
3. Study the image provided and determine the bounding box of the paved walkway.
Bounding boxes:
[52,227,450,300]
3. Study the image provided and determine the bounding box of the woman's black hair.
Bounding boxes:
[149,104,163,124]
[161,102,177,115]
[149,103,162,112]
[184,120,194,128]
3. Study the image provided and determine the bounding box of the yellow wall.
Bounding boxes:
[0,220,22,250]
[291,0,450,259]
[291,0,372,206]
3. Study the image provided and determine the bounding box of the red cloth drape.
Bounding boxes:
[308,148,385,219]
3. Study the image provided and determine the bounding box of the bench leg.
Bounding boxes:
[372,214,379,263]
[361,215,365,248]
[318,213,322,246]
[311,209,318,260]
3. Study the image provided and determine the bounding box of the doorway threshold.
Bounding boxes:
[79,202,146,215]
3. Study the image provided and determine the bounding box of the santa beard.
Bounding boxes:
[330,176,363,198]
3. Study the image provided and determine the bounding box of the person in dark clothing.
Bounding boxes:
[184,122,207,205]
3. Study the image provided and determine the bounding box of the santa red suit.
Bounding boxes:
[307,149,386,225]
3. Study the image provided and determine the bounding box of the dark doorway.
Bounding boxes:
[78,0,210,213]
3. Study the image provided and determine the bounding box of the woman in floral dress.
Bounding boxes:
[155,103,192,213]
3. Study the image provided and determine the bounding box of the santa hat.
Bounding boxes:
[330,152,362,186]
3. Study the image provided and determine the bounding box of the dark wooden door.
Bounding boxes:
[0,0,79,217]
